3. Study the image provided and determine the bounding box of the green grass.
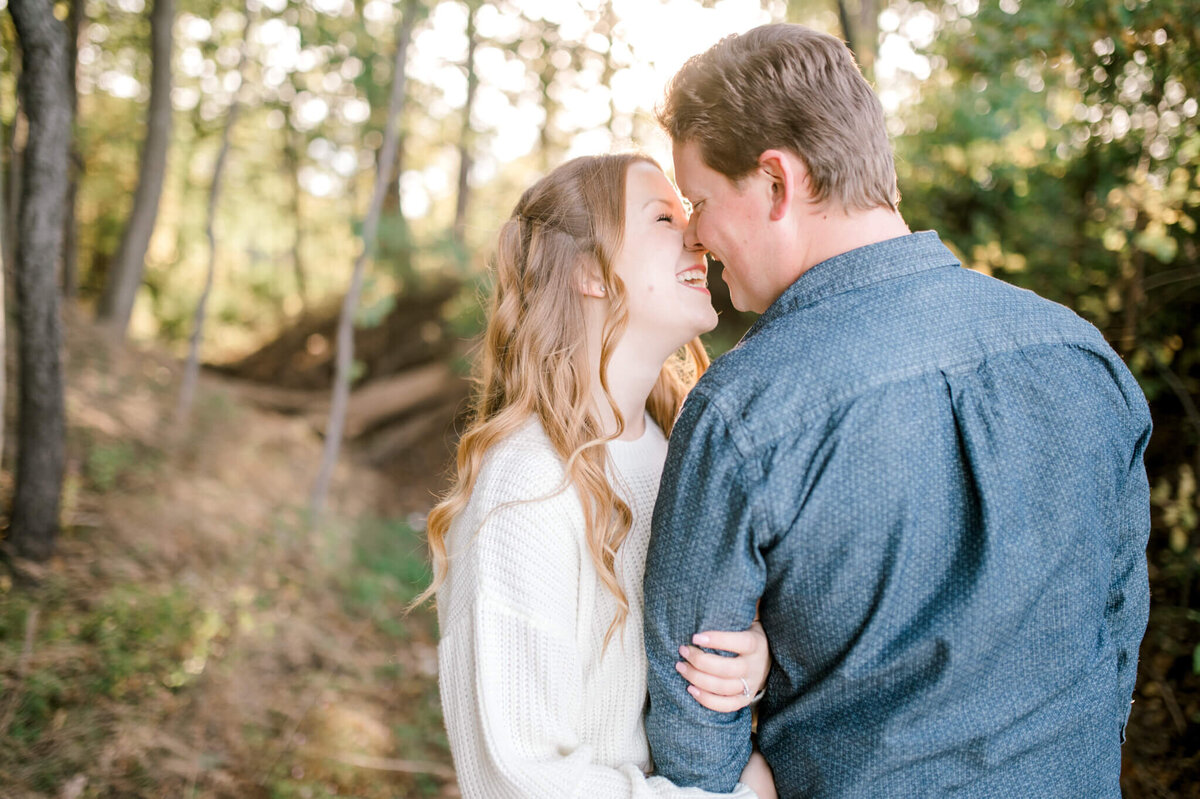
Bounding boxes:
[337,517,433,637]
[83,437,165,493]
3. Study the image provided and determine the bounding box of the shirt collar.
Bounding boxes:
[746,231,960,338]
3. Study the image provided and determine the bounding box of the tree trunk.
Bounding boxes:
[0,118,6,473]
[4,103,24,282]
[6,0,73,562]
[380,123,413,280]
[855,0,879,80]
[175,5,252,428]
[95,0,173,338]
[835,0,878,79]
[452,0,480,252]
[311,0,420,515]
[61,0,86,299]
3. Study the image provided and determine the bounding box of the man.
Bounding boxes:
[643,23,1151,798]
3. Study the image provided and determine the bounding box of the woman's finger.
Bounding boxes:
[686,683,753,713]
[691,628,761,657]
[675,659,746,697]
[679,644,746,679]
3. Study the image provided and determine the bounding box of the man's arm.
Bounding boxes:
[644,393,766,792]
[1108,403,1152,741]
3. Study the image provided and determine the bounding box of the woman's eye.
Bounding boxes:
[657,213,675,224]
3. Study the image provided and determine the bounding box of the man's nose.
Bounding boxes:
[683,214,704,253]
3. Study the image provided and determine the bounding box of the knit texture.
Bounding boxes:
[437,415,758,799]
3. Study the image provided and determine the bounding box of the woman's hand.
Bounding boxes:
[739,750,777,799]
[675,620,770,713]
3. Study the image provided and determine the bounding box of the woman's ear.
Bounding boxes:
[576,257,608,298]
[579,278,607,298]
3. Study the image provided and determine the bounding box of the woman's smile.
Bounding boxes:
[675,263,709,292]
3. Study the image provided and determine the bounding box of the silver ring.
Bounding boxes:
[740,677,750,698]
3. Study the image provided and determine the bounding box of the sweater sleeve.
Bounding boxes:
[437,445,758,799]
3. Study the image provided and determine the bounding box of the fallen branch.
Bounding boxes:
[218,362,461,440]
[338,362,456,439]
[321,750,456,779]
[361,404,461,466]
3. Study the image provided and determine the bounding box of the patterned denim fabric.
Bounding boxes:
[643,232,1152,799]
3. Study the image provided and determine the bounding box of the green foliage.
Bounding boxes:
[78,585,211,699]
[7,668,68,745]
[268,780,344,799]
[1153,465,1198,554]
[84,439,140,493]
[0,583,210,760]
[84,437,163,493]
[354,292,397,329]
[337,517,432,636]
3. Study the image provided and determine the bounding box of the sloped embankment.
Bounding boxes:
[0,319,457,798]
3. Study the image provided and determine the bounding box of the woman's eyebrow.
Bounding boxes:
[642,197,676,210]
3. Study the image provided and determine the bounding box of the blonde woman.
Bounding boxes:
[419,154,776,798]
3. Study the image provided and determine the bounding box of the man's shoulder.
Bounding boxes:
[690,266,1119,439]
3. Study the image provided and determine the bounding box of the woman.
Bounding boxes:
[420,154,776,798]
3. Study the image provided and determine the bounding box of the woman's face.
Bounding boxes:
[611,162,719,353]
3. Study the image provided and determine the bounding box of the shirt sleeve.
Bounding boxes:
[438,469,758,799]
[642,394,766,792]
[1108,394,1152,741]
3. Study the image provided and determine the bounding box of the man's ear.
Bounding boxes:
[758,149,803,222]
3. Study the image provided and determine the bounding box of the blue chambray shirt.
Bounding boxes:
[643,232,1151,799]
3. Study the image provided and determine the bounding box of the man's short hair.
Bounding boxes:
[658,23,898,212]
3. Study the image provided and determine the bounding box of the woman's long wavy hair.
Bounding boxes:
[413,153,710,647]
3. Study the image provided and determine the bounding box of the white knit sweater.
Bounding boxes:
[436,416,758,799]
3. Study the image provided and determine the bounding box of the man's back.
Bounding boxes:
[643,232,1151,798]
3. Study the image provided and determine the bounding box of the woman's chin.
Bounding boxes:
[689,311,719,340]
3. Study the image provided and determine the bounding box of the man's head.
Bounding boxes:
[660,24,902,312]
[660,23,897,212]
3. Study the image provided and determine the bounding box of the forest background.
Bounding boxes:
[0,0,1197,796]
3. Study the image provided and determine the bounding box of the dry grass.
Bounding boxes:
[0,319,456,798]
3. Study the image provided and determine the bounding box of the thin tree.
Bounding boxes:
[452,0,480,251]
[6,0,73,561]
[282,123,309,312]
[174,4,253,428]
[834,0,878,79]
[310,0,421,516]
[61,0,86,299]
[95,0,173,337]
